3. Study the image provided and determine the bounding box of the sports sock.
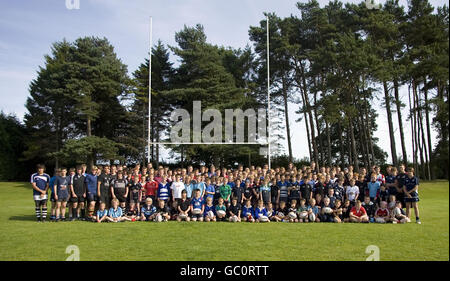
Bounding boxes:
[35,207,41,219]
[81,209,86,218]
[72,208,77,218]
[41,208,47,219]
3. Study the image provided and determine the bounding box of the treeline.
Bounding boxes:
[0,0,447,181]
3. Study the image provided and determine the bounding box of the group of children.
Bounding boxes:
[30,162,421,224]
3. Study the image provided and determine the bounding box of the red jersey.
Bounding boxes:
[375,208,389,217]
[351,206,367,217]
[144,180,159,196]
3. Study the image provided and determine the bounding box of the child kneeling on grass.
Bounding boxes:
[108,199,131,222]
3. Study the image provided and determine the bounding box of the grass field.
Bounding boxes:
[0,181,448,261]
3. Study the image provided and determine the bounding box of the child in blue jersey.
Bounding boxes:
[259,178,271,205]
[94,202,108,223]
[49,168,60,221]
[84,166,98,220]
[204,197,216,222]
[30,164,50,222]
[204,178,215,202]
[266,202,275,221]
[254,200,270,223]
[367,174,381,204]
[242,199,254,222]
[107,199,130,222]
[54,167,71,222]
[196,175,206,198]
[307,198,320,222]
[157,176,171,203]
[190,189,205,222]
[403,167,421,224]
[140,197,157,221]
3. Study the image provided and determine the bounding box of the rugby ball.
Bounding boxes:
[259,215,269,222]
[192,208,202,215]
[277,212,285,218]
[298,211,308,219]
[230,215,238,222]
[288,212,297,219]
[154,214,163,222]
[323,207,333,214]
[217,210,226,217]
[207,211,215,218]
[178,213,187,219]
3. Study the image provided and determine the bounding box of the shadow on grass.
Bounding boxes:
[9,215,40,221]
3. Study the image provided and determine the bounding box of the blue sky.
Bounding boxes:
[0,0,446,163]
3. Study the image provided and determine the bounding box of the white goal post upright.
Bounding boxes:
[266,14,271,170]
[147,16,153,165]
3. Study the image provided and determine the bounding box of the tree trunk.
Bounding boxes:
[408,83,418,172]
[325,120,332,166]
[282,78,293,162]
[349,117,359,169]
[338,122,345,166]
[393,78,408,165]
[300,62,319,171]
[423,77,433,179]
[383,81,398,166]
[413,81,425,178]
[312,84,324,167]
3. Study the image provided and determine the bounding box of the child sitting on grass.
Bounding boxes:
[254,200,270,223]
[215,197,227,221]
[296,199,309,223]
[108,199,131,222]
[94,202,108,223]
[242,199,254,222]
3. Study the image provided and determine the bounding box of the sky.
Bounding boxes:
[0,0,446,164]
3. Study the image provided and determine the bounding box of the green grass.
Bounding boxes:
[0,181,448,261]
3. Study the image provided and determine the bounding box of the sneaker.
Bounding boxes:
[416,220,421,224]
[61,217,66,221]
[37,218,41,222]
[392,221,397,224]
[41,218,46,223]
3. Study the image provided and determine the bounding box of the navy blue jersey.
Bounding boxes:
[30,173,50,195]
[242,205,254,217]
[404,176,419,195]
[190,196,204,210]
[204,204,216,217]
[84,173,97,194]
[232,185,244,202]
[55,175,71,198]
[254,207,268,219]
[396,173,407,189]
[157,182,171,201]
